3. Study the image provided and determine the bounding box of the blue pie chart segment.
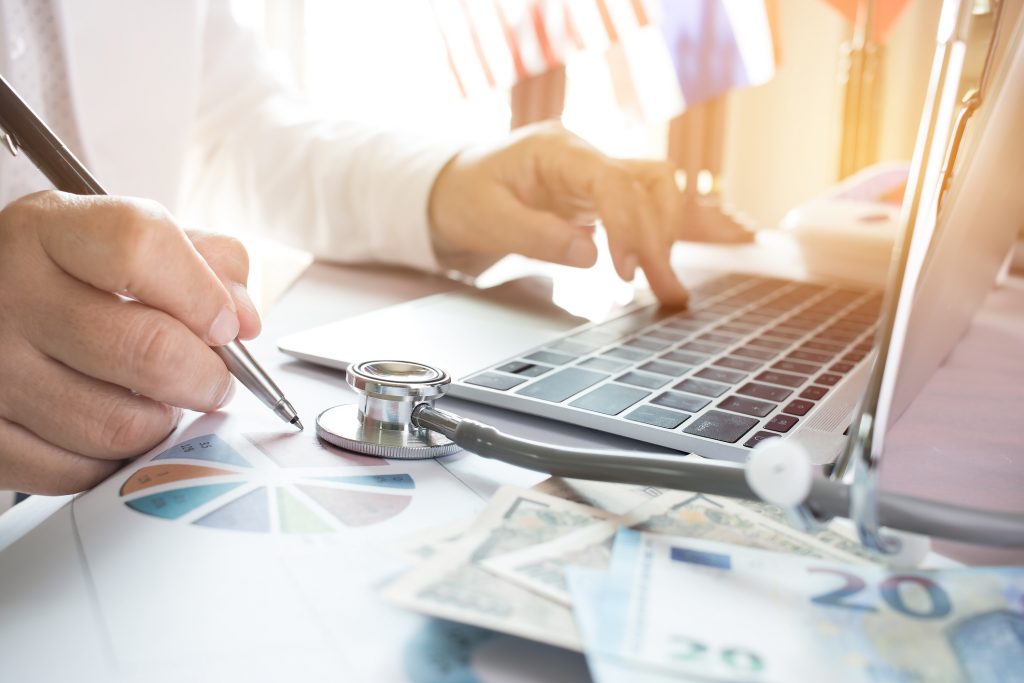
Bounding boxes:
[194,487,270,532]
[152,434,250,468]
[125,482,243,520]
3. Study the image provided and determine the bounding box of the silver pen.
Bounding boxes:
[0,74,302,430]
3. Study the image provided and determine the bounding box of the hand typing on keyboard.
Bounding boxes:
[428,121,699,306]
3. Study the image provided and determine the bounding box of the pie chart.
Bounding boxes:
[118,433,416,534]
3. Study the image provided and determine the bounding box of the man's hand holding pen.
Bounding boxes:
[0,191,260,494]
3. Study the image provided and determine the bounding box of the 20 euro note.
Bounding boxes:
[600,530,1024,683]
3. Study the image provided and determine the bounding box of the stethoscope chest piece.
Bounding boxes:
[316,360,462,460]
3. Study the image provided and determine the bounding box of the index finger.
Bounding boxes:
[533,145,688,304]
[25,192,239,346]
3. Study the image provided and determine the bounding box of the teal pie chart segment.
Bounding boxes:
[153,434,250,468]
[125,482,242,520]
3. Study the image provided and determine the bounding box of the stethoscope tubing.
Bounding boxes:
[415,404,1024,548]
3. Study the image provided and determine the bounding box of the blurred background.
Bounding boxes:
[227,0,946,229]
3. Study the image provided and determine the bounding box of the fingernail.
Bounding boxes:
[565,238,595,267]
[622,254,638,281]
[230,283,257,317]
[208,306,240,346]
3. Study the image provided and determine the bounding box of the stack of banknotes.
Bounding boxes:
[382,480,1024,682]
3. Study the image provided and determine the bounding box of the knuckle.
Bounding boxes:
[125,315,182,388]
[98,398,168,456]
[209,234,250,279]
[108,199,176,280]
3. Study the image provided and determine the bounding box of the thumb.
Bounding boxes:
[490,189,598,268]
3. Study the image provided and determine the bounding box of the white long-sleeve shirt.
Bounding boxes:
[0,0,457,272]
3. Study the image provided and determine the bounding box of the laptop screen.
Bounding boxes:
[836,1,1024,480]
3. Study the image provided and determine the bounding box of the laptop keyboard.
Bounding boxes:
[461,274,881,453]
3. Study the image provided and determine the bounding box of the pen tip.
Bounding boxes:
[291,416,304,431]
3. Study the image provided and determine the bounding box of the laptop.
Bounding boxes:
[280,3,1024,467]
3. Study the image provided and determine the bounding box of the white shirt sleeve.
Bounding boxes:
[186,1,459,273]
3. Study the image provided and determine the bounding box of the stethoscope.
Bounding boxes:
[316,360,1024,559]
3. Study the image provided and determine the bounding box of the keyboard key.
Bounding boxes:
[525,350,575,366]
[815,373,842,386]
[604,346,651,362]
[684,410,759,443]
[516,368,608,402]
[743,430,780,448]
[694,367,747,385]
[675,378,729,398]
[680,341,725,355]
[662,318,704,331]
[732,346,777,361]
[550,340,596,355]
[714,356,762,372]
[715,323,753,335]
[765,414,799,433]
[783,399,815,416]
[737,382,791,402]
[496,361,552,378]
[747,337,789,350]
[652,391,710,413]
[617,371,670,389]
[788,350,832,364]
[570,384,649,415]
[599,307,671,339]
[626,405,690,429]
[754,370,805,388]
[578,356,629,373]
[780,318,817,330]
[645,328,684,342]
[772,360,818,375]
[466,372,527,391]
[662,350,708,366]
[698,332,737,345]
[802,340,845,353]
[800,385,828,400]
[628,336,673,351]
[718,395,775,418]
[829,362,854,374]
[843,351,867,363]
[767,327,804,340]
[640,360,690,377]
[819,330,857,343]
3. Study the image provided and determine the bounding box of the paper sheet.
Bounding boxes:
[0,357,586,682]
